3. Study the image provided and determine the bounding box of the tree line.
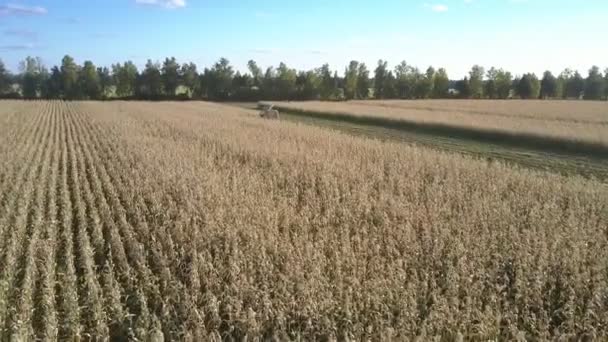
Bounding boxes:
[0,56,606,101]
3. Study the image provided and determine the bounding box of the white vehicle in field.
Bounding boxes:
[258,103,280,120]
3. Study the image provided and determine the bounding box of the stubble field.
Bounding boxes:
[0,100,607,340]
[273,100,608,148]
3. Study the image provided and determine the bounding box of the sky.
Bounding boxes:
[0,0,607,78]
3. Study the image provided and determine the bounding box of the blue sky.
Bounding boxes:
[1,0,606,78]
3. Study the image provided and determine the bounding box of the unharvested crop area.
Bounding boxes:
[273,100,608,149]
[0,100,607,340]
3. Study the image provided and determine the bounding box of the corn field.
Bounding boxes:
[0,100,607,341]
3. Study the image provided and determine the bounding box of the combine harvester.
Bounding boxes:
[258,102,280,120]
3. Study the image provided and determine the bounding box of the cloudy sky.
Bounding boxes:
[0,0,606,78]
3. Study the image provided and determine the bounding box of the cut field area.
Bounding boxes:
[277,111,608,181]
[247,101,608,180]
[353,99,608,124]
[1,100,608,340]
[271,100,608,151]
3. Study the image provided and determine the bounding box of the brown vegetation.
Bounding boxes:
[0,100,607,340]
[273,100,608,148]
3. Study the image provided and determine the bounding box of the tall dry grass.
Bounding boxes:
[88,100,608,340]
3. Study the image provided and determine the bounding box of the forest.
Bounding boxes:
[0,56,606,101]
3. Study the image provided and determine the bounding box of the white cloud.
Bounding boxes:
[0,4,47,16]
[430,4,448,12]
[135,0,186,9]
[4,28,38,39]
[0,43,37,51]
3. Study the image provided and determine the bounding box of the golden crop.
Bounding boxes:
[0,100,607,340]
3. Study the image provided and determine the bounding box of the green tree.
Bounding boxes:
[162,57,180,96]
[247,60,263,88]
[38,68,50,99]
[20,56,43,74]
[205,58,234,100]
[604,68,608,100]
[413,67,433,99]
[394,61,417,99]
[384,71,397,98]
[566,71,585,99]
[531,74,541,98]
[540,71,558,98]
[19,56,46,98]
[332,71,345,100]
[455,77,471,98]
[232,71,254,100]
[516,73,540,99]
[276,62,297,100]
[45,66,63,99]
[556,76,566,99]
[260,66,276,99]
[357,63,370,99]
[61,55,80,99]
[484,67,499,99]
[80,60,101,99]
[584,66,604,100]
[198,68,210,98]
[495,69,513,99]
[97,67,113,98]
[0,59,10,94]
[140,60,163,99]
[181,62,199,97]
[113,61,138,97]
[318,64,335,100]
[296,70,321,100]
[556,69,573,99]
[432,68,449,98]
[215,58,235,100]
[344,60,359,100]
[232,71,251,89]
[469,65,485,98]
[374,60,391,99]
